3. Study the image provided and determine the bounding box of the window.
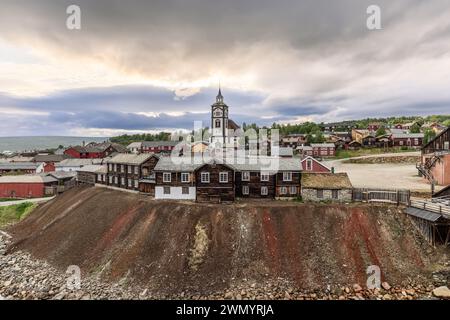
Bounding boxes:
[182,187,189,195]
[163,172,171,183]
[128,179,132,187]
[114,177,118,184]
[261,186,268,196]
[121,177,125,185]
[109,176,112,184]
[201,172,210,183]
[127,166,132,174]
[414,138,419,146]
[135,166,139,174]
[306,159,313,171]
[444,141,449,150]
[290,186,297,195]
[260,172,270,182]
[121,165,125,173]
[280,186,287,195]
[163,186,170,195]
[108,164,113,171]
[283,172,292,181]
[97,174,102,181]
[215,119,221,128]
[399,140,404,146]
[332,190,338,199]
[317,189,324,198]
[181,173,190,183]
[242,171,250,181]
[242,185,249,195]
[135,180,139,188]
[219,172,229,183]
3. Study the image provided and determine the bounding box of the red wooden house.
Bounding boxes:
[64,142,126,159]
[301,156,331,173]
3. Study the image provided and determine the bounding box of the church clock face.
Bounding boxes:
[214,109,223,117]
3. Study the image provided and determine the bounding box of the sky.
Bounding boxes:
[0,0,450,137]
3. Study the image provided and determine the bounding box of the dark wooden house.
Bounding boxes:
[195,161,235,203]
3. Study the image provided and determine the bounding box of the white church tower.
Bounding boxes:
[210,88,229,145]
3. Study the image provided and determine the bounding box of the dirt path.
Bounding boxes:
[324,152,437,192]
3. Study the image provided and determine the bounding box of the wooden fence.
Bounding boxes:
[352,188,411,205]
[410,197,450,219]
[44,179,77,196]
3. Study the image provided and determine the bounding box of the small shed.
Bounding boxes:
[301,173,353,202]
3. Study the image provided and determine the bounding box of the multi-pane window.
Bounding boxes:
[128,179,132,187]
[242,171,250,181]
[121,165,125,173]
[134,166,139,174]
[127,166,132,174]
[114,177,118,184]
[182,187,189,195]
[134,180,139,188]
[121,177,125,185]
[283,172,292,181]
[219,172,228,183]
[261,186,268,196]
[280,186,287,195]
[181,173,190,183]
[290,186,297,195]
[317,189,324,198]
[260,172,270,182]
[242,185,249,195]
[332,190,338,199]
[201,172,210,183]
[109,176,113,184]
[163,186,170,194]
[306,159,313,171]
[163,172,171,183]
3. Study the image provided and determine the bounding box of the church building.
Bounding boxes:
[210,88,240,147]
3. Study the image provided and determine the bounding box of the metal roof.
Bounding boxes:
[405,207,442,222]
[75,164,107,173]
[391,133,424,139]
[0,162,42,170]
[56,159,102,167]
[310,143,335,148]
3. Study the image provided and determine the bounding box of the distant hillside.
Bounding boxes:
[0,136,107,153]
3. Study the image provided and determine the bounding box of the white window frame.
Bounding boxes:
[128,179,132,187]
[260,172,270,182]
[306,159,313,171]
[114,176,118,184]
[121,165,125,173]
[121,177,125,185]
[127,166,132,174]
[283,172,292,182]
[201,172,210,183]
[163,186,170,195]
[290,186,297,195]
[280,186,287,195]
[242,185,249,195]
[219,172,229,183]
[242,171,250,181]
[163,172,172,183]
[134,180,139,188]
[109,176,113,184]
[181,172,190,183]
[261,186,268,196]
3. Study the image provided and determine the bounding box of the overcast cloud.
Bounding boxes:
[0,0,449,136]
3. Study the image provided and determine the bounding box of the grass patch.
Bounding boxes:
[0,202,36,228]
[333,147,417,160]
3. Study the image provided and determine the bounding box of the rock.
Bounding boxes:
[406,289,415,296]
[432,286,450,299]
[383,294,392,300]
[236,294,242,300]
[353,284,363,293]
[381,282,391,291]
[3,280,12,287]
[224,292,233,299]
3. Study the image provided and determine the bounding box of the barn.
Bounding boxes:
[0,175,58,198]
[300,156,331,173]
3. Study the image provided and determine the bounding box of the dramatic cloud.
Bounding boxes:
[0,0,449,136]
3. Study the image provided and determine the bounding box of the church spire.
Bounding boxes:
[216,85,224,103]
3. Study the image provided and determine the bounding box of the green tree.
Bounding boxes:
[423,129,436,144]
[375,126,386,137]
[410,123,421,133]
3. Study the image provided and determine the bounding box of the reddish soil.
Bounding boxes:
[6,186,436,295]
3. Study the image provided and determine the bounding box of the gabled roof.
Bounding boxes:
[311,143,335,148]
[391,133,424,139]
[0,175,57,184]
[56,159,102,167]
[33,154,71,163]
[227,119,240,130]
[301,173,352,189]
[107,153,155,165]
[76,164,107,174]
[300,156,331,171]
[142,141,179,148]
[0,162,43,170]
